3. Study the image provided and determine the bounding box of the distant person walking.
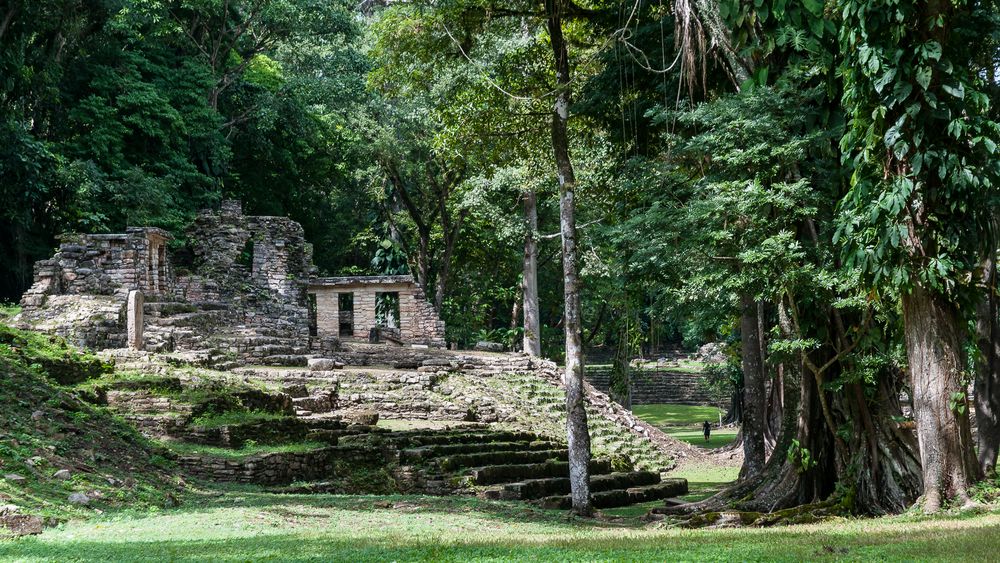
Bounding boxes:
[702,421,711,443]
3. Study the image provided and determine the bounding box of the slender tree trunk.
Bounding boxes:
[902,282,980,511]
[511,287,523,351]
[764,365,784,456]
[610,318,633,409]
[415,228,431,297]
[523,190,542,356]
[740,293,766,479]
[975,254,1000,476]
[433,234,454,313]
[546,0,591,516]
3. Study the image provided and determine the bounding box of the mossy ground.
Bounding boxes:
[163,441,329,460]
[0,327,181,524]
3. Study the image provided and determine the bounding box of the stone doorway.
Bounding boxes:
[339,293,354,337]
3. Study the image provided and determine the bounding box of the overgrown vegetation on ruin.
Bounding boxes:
[6,0,1000,558]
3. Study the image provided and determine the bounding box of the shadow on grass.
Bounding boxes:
[139,491,598,530]
[6,511,1000,562]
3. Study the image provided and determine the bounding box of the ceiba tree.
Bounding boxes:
[837,0,1000,510]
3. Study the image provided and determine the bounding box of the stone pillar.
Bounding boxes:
[400,290,418,341]
[149,243,159,294]
[313,289,339,338]
[353,288,377,339]
[127,290,144,351]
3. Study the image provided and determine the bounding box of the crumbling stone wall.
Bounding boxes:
[175,445,383,485]
[20,228,173,306]
[183,200,312,304]
[17,228,172,349]
[17,200,449,357]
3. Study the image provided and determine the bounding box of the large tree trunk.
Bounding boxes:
[722,376,743,424]
[546,0,591,516]
[523,190,542,357]
[975,254,1000,476]
[902,282,980,511]
[764,365,784,457]
[740,293,766,479]
[679,301,922,516]
[610,320,633,409]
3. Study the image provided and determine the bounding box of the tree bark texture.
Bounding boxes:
[681,303,921,515]
[975,254,1000,476]
[902,282,980,511]
[523,190,542,357]
[546,0,591,516]
[740,293,766,479]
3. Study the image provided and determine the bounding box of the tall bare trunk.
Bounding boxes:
[902,282,980,511]
[523,190,542,356]
[546,0,591,516]
[975,254,1000,476]
[740,293,766,479]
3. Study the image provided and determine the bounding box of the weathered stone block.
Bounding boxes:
[127,289,144,351]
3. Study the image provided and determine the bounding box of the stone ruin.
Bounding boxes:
[15,200,447,361]
[11,201,695,514]
[310,276,445,348]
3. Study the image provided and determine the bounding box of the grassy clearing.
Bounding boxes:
[666,427,740,449]
[631,404,724,427]
[3,493,999,561]
[670,463,742,502]
[631,404,738,448]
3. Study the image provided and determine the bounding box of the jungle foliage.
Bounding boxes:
[5,0,1000,515]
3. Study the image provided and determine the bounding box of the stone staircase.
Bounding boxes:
[90,347,689,510]
[141,296,309,366]
[584,365,716,405]
[484,372,671,471]
[342,428,688,510]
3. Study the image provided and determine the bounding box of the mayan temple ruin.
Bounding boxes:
[15,200,446,363]
[5,200,689,520]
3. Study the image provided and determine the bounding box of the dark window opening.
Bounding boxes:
[375,292,400,329]
[307,293,318,337]
[339,292,354,337]
[237,237,254,272]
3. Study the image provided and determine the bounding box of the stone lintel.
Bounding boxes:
[308,275,417,289]
[126,227,173,241]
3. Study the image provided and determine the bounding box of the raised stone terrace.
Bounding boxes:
[16,200,693,512]
[83,343,693,511]
[15,201,448,364]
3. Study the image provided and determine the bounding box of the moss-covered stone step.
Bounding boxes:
[499,470,661,501]
[400,440,562,463]
[469,459,613,486]
[540,478,688,510]
[437,449,569,472]
[388,430,535,447]
[179,417,347,448]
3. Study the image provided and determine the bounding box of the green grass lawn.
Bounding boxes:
[3,493,1000,561]
[631,404,737,448]
[670,463,742,502]
[631,404,724,426]
[666,427,740,449]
